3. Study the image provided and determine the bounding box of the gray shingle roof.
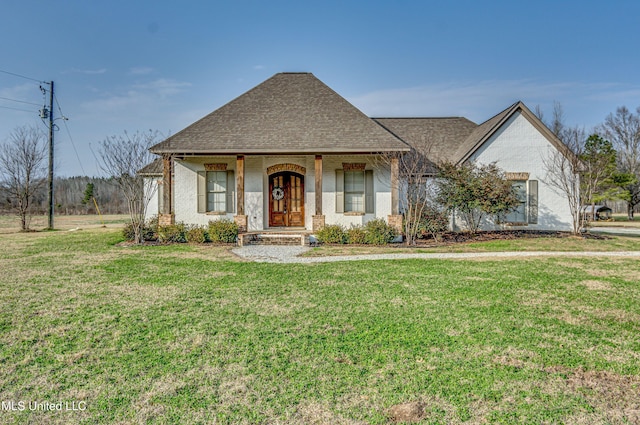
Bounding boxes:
[373,117,478,164]
[137,158,162,176]
[150,73,410,154]
[375,101,565,166]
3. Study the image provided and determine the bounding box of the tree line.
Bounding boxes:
[0,174,130,216]
[537,103,640,222]
[0,125,136,230]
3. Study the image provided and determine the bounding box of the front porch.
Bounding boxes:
[156,153,403,235]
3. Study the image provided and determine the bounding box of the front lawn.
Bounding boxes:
[1,229,639,424]
[304,232,640,257]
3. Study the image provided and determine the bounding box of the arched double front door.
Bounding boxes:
[269,172,304,227]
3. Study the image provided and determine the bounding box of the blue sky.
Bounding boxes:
[1,0,639,176]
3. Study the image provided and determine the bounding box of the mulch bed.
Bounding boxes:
[397,230,608,248]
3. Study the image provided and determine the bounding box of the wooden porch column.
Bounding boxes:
[159,154,174,226]
[391,156,399,215]
[312,155,325,231]
[234,155,247,232]
[388,156,402,237]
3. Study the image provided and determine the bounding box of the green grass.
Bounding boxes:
[0,213,128,232]
[1,229,639,424]
[597,213,640,227]
[303,234,640,257]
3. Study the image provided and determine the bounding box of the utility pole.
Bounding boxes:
[47,81,54,229]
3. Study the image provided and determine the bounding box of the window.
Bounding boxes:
[505,181,526,223]
[197,170,235,214]
[207,171,227,212]
[344,171,365,212]
[335,169,374,214]
[504,179,538,225]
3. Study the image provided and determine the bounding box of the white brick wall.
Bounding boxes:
[147,154,393,230]
[143,177,160,219]
[470,111,574,231]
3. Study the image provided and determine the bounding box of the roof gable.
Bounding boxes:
[455,101,568,164]
[151,73,409,154]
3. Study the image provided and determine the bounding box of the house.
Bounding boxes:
[144,72,575,235]
[374,101,575,230]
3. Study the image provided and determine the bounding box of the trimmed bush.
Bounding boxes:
[186,225,209,243]
[346,225,366,244]
[158,222,187,243]
[416,204,449,240]
[363,218,398,245]
[208,219,238,243]
[315,224,347,244]
[142,215,159,241]
[122,218,158,242]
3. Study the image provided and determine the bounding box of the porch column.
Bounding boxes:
[159,154,174,226]
[312,155,325,231]
[388,156,402,235]
[234,155,247,233]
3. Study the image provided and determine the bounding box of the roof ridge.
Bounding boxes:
[477,101,521,127]
[373,116,472,120]
[453,101,524,163]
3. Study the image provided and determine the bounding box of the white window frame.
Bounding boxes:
[504,179,538,225]
[344,170,365,213]
[206,171,227,213]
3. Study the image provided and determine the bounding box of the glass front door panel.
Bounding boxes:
[269,172,304,227]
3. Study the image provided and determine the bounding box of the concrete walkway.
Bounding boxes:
[232,245,640,263]
[590,227,640,236]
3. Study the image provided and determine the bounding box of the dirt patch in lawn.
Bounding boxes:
[581,280,612,291]
[387,396,457,424]
[562,368,640,423]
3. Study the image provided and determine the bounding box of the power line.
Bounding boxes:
[0,96,41,106]
[0,104,35,113]
[54,93,87,175]
[0,68,44,83]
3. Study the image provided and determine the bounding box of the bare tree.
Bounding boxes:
[96,130,160,243]
[0,126,47,231]
[374,138,444,245]
[599,106,640,219]
[542,126,585,234]
[548,101,566,138]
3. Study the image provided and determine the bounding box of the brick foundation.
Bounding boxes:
[312,215,325,232]
[234,215,248,233]
[158,213,174,226]
[387,214,403,234]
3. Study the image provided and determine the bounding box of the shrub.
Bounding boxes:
[158,222,187,243]
[436,161,518,233]
[315,224,347,244]
[122,218,158,242]
[363,218,397,245]
[122,221,137,241]
[416,204,449,240]
[346,225,366,244]
[142,216,159,241]
[208,219,238,243]
[186,225,209,243]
